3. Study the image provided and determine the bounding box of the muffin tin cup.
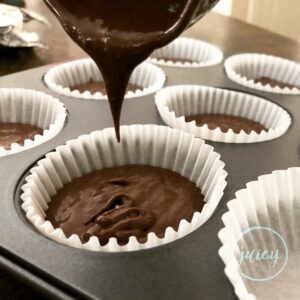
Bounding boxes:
[21,125,227,252]
[155,85,292,143]
[225,53,300,95]
[44,58,166,100]
[0,88,67,157]
[149,37,223,68]
[218,168,300,300]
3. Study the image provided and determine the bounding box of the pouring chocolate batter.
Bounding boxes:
[44,0,219,141]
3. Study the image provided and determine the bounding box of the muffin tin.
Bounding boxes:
[0,51,300,300]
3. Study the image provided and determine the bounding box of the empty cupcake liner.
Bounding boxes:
[0,88,67,157]
[225,53,300,95]
[155,85,291,143]
[44,59,166,100]
[21,125,227,252]
[218,168,300,300]
[149,37,223,68]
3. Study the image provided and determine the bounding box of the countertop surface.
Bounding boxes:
[0,1,300,299]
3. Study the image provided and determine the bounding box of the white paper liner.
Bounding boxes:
[0,88,67,157]
[0,4,23,29]
[21,125,227,252]
[155,85,291,143]
[44,59,166,100]
[225,53,300,95]
[218,168,300,300]
[149,37,223,68]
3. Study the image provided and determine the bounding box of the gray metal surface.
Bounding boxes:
[0,61,299,300]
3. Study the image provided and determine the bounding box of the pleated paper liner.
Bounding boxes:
[218,168,300,300]
[155,85,291,143]
[44,59,166,100]
[149,37,223,68]
[0,4,23,30]
[21,125,227,252]
[225,53,300,95]
[0,88,67,157]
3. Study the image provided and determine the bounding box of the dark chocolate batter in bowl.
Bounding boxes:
[44,0,219,141]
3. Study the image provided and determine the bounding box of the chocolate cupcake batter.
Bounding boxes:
[71,81,142,95]
[163,57,197,64]
[46,165,204,245]
[44,0,219,140]
[185,114,266,134]
[254,77,298,90]
[0,123,43,150]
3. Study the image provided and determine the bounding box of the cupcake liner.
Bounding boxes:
[155,85,291,143]
[225,53,300,95]
[218,168,300,300]
[44,59,166,100]
[21,125,227,252]
[0,4,23,30]
[149,37,223,68]
[0,88,67,157]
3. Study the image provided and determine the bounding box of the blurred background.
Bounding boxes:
[214,0,300,42]
[1,0,300,77]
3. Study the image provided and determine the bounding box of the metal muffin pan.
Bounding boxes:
[0,56,299,300]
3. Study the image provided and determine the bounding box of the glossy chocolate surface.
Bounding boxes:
[71,81,142,95]
[185,114,266,134]
[46,165,204,245]
[44,0,218,140]
[254,77,298,89]
[0,123,43,150]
